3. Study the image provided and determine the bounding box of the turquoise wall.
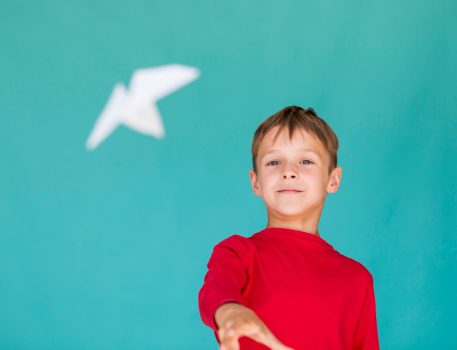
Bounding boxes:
[1,0,456,348]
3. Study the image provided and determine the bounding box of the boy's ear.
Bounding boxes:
[327,166,342,194]
[249,169,262,196]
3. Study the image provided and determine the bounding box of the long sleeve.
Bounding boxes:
[198,235,254,330]
[353,272,380,350]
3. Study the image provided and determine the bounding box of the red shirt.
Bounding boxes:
[198,227,380,350]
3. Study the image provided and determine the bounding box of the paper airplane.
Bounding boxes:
[86,64,200,150]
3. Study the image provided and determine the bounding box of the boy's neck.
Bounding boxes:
[266,217,320,237]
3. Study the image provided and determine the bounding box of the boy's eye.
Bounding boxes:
[266,160,280,166]
[267,160,313,166]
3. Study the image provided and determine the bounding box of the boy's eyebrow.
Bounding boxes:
[263,148,321,157]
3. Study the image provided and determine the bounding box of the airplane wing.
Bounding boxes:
[128,64,200,103]
[86,84,127,150]
[122,102,165,139]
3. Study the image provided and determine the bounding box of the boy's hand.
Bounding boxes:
[215,303,294,350]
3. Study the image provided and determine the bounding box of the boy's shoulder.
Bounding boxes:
[332,249,375,284]
[210,234,255,269]
[213,232,374,283]
[214,233,254,253]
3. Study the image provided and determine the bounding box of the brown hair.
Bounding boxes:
[251,106,339,174]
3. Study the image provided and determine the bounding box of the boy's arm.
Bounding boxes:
[215,302,293,350]
[353,273,380,350]
[198,235,253,330]
[198,236,294,350]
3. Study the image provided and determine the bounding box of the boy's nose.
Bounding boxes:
[281,170,298,179]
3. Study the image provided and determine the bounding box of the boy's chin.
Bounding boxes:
[268,206,309,218]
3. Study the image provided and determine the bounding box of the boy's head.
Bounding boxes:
[248,106,342,233]
[251,106,339,174]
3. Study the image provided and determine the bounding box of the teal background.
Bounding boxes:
[1,0,456,349]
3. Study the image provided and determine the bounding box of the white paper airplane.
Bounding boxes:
[86,64,200,150]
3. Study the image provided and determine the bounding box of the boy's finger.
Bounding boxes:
[271,342,295,350]
[218,328,224,339]
[218,327,235,343]
[220,336,240,350]
[263,333,295,350]
[249,329,294,350]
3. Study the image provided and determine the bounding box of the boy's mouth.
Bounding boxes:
[277,189,303,193]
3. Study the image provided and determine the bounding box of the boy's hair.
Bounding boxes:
[251,106,339,174]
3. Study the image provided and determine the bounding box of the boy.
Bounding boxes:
[198,106,380,350]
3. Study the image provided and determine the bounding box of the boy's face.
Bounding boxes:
[249,126,342,225]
